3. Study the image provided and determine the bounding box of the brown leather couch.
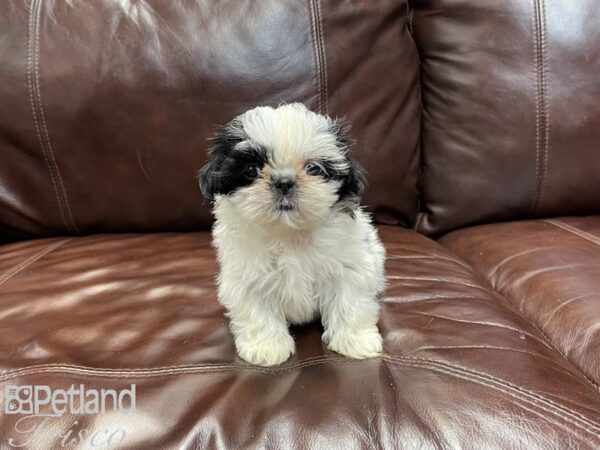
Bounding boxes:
[1,1,599,448]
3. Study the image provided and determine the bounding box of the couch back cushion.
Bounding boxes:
[0,0,420,240]
[412,0,600,236]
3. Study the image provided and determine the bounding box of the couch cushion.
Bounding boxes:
[0,228,599,448]
[412,0,600,236]
[441,216,600,387]
[0,0,420,241]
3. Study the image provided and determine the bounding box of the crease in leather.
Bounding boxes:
[386,237,600,395]
[487,245,555,281]
[400,310,555,351]
[544,219,600,247]
[387,275,491,293]
[382,295,491,304]
[2,355,599,438]
[27,0,79,234]
[541,294,596,329]
[440,229,600,394]
[308,0,327,115]
[469,263,600,394]
[497,288,600,394]
[530,0,550,216]
[0,238,71,287]
[493,220,600,392]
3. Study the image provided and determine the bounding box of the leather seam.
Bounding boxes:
[316,0,328,114]
[0,356,347,380]
[530,0,549,216]
[2,356,599,436]
[406,0,426,233]
[539,0,550,211]
[308,0,327,114]
[27,0,79,235]
[544,219,600,247]
[0,239,72,287]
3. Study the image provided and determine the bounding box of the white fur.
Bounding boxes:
[209,104,385,366]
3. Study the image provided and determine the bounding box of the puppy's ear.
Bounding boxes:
[329,119,367,202]
[197,158,219,201]
[340,158,367,201]
[198,122,243,201]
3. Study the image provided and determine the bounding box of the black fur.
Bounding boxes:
[198,123,267,201]
[337,158,367,201]
[328,121,367,207]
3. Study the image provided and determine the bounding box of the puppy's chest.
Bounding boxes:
[266,244,323,291]
[262,244,326,323]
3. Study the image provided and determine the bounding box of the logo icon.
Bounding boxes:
[4,386,34,414]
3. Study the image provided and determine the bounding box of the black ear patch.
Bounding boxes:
[198,123,243,201]
[198,119,267,201]
[339,158,367,201]
[328,119,367,206]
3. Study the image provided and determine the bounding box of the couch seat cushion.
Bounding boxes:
[442,216,600,388]
[0,227,599,448]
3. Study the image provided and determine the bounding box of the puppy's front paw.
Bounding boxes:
[236,333,295,367]
[324,327,383,359]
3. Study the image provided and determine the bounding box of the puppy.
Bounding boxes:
[198,103,385,366]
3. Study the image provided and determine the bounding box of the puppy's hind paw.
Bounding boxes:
[324,327,383,359]
[236,333,296,367]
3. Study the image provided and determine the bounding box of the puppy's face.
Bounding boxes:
[199,103,365,230]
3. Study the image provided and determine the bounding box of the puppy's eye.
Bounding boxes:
[244,164,261,179]
[305,161,327,177]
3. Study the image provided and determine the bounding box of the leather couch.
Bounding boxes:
[1,0,599,448]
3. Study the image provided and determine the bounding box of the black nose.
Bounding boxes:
[273,177,296,195]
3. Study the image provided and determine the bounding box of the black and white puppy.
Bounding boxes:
[199,103,385,366]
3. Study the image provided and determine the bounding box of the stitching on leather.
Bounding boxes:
[538,0,550,211]
[308,0,320,113]
[316,0,328,114]
[0,238,71,287]
[530,0,541,215]
[317,0,329,114]
[530,0,549,216]
[308,0,327,114]
[395,356,600,433]
[28,0,79,235]
[544,219,600,248]
[0,356,348,380]
[2,356,599,436]
[27,0,62,229]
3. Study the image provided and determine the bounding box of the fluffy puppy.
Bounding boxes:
[198,103,385,366]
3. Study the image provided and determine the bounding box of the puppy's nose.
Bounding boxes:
[273,177,296,195]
